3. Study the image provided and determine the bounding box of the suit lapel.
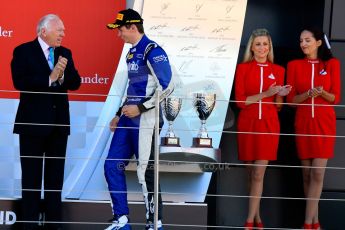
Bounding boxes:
[33,38,52,72]
[54,47,64,65]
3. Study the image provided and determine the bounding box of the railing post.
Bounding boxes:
[154,90,160,230]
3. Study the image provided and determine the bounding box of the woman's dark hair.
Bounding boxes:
[302,26,333,61]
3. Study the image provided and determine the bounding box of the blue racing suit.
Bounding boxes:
[104,34,174,222]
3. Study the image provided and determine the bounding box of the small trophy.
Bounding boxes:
[193,93,216,148]
[161,97,182,146]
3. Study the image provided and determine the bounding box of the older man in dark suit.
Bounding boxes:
[11,14,81,230]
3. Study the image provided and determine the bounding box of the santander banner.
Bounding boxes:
[0,0,125,101]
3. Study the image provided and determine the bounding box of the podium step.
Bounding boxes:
[0,199,207,230]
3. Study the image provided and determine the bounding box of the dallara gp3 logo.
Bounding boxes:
[153,55,168,63]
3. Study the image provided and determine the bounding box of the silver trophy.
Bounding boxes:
[161,97,182,146]
[193,93,216,147]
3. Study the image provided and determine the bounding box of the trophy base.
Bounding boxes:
[193,137,213,148]
[161,137,180,146]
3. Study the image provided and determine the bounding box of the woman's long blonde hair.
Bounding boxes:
[243,28,274,63]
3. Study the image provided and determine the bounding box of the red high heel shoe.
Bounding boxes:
[312,222,321,230]
[255,221,264,229]
[244,221,254,230]
[303,223,313,229]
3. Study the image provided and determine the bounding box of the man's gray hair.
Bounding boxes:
[36,14,61,35]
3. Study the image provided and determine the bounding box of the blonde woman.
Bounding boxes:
[235,28,291,229]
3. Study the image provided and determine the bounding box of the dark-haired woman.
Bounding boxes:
[287,27,341,230]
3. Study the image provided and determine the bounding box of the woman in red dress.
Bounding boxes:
[286,27,341,230]
[235,28,291,230]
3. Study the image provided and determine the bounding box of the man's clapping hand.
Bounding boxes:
[50,56,68,82]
